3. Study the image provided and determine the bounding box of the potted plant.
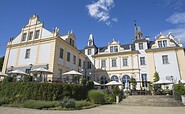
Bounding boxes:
[174,83,185,105]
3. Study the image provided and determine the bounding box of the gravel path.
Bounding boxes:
[0,105,185,114]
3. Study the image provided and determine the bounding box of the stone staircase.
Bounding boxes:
[120,95,183,107]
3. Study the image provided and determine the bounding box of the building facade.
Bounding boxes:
[2,15,185,90]
[2,15,86,81]
[84,26,185,90]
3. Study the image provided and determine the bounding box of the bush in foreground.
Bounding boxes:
[75,100,92,109]
[22,100,59,109]
[88,90,105,104]
[59,97,75,108]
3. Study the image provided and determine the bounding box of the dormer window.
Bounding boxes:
[89,40,93,46]
[158,40,167,48]
[35,30,40,39]
[22,33,27,41]
[70,38,75,47]
[139,43,143,50]
[110,46,118,53]
[158,41,162,48]
[88,49,92,55]
[163,40,167,47]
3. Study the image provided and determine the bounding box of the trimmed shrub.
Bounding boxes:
[60,97,75,108]
[105,94,115,104]
[23,75,33,82]
[112,86,121,96]
[3,76,13,82]
[22,100,59,109]
[0,97,12,106]
[174,83,185,100]
[0,82,89,101]
[88,90,105,104]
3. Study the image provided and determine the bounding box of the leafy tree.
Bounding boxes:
[112,85,121,96]
[129,77,136,90]
[0,56,4,71]
[153,71,159,82]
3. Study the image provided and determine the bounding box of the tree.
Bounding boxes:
[153,71,159,82]
[0,56,4,71]
[129,77,136,90]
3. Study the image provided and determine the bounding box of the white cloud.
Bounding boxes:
[112,17,118,22]
[166,12,185,24]
[86,0,117,26]
[162,27,185,43]
[161,12,185,43]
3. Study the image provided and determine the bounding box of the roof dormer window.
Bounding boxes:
[110,46,118,53]
[89,40,92,46]
[158,40,167,48]
[163,40,167,47]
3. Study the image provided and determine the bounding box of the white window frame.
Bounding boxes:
[25,49,31,59]
[162,55,169,64]
[112,59,117,67]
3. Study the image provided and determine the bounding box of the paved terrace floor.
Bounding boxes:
[1,105,185,114]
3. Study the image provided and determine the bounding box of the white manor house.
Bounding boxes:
[2,15,185,90]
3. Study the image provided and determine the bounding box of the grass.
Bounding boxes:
[22,100,59,109]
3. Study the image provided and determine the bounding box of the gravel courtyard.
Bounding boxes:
[0,105,185,114]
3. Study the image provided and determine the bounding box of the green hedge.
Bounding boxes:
[88,90,105,104]
[0,82,89,101]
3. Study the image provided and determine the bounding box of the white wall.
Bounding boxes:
[154,51,181,83]
[38,43,52,64]
[18,45,37,65]
[7,48,17,67]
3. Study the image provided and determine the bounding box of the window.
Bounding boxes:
[139,43,143,50]
[162,55,169,64]
[123,58,128,66]
[83,61,85,69]
[141,74,147,87]
[140,57,145,65]
[163,40,167,47]
[70,38,74,47]
[25,49,31,59]
[158,41,162,48]
[35,30,40,39]
[67,52,70,62]
[112,59,117,67]
[79,59,81,67]
[59,48,63,59]
[28,32,33,40]
[101,60,106,68]
[89,41,92,46]
[158,40,167,48]
[111,75,119,82]
[87,61,91,69]
[110,46,118,53]
[57,69,62,81]
[73,55,76,64]
[88,49,91,55]
[22,33,27,41]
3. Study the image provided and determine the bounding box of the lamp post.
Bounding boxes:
[29,64,33,75]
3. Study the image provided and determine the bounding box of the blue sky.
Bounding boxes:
[0,0,185,57]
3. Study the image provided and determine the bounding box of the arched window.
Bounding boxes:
[111,75,119,82]
[100,75,108,89]
[121,75,130,89]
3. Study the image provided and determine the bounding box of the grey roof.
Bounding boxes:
[134,39,148,43]
[84,45,98,49]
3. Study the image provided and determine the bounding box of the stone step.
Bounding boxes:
[120,95,183,107]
